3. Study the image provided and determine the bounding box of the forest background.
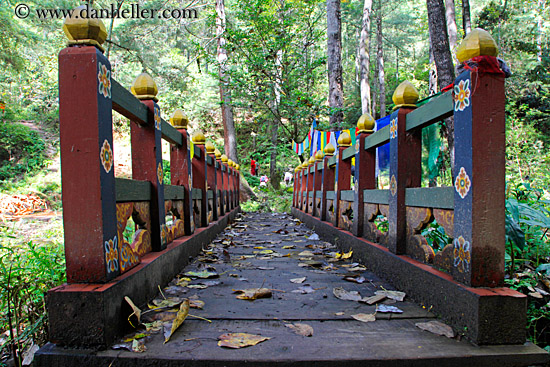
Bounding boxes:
[0,0,549,364]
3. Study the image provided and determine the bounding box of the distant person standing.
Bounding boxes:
[260,175,268,187]
[284,171,293,186]
[250,158,256,176]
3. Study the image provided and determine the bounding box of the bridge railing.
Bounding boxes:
[59,24,240,285]
[294,38,505,289]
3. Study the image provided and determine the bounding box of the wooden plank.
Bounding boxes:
[326,191,335,200]
[111,79,148,124]
[406,91,453,131]
[308,192,314,198]
[365,125,390,150]
[342,146,355,161]
[405,187,454,209]
[310,166,315,174]
[193,145,201,159]
[327,156,337,167]
[340,190,354,201]
[207,155,213,165]
[115,178,151,202]
[192,188,202,199]
[363,189,389,204]
[164,185,185,200]
[207,190,213,199]
[160,119,183,146]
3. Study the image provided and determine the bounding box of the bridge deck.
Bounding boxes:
[37,213,548,367]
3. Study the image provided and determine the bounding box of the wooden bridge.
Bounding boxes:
[36,16,549,367]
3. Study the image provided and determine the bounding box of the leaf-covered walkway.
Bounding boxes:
[38,212,547,366]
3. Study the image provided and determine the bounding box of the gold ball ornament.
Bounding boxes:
[357,113,375,133]
[308,156,315,165]
[337,132,352,147]
[170,109,189,129]
[456,28,498,63]
[214,149,222,160]
[315,150,325,162]
[205,141,215,154]
[63,5,107,51]
[324,143,336,156]
[392,80,419,110]
[221,154,228,163]
[192,131,206,145]
[132,73,159,102]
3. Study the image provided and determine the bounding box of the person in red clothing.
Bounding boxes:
[250,158,256,176]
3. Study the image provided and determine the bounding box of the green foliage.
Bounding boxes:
[0,229,66,360]
[0,121,46,184]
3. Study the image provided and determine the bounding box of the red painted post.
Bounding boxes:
[313,151,324,217]
[169,110,195,235]
[227,160,234,210]
[387,81,420,254]
[300,163,307,210]
[205,142,218,222]
[320,144,336,221]
[335,133,352,228]
[215,150,225,216]
[352,114,376,237]
[221,155,230,212]
[452,52,506,287]
[305,155,315,214]
[59,42,119,283]
[192,132,208,227]
[130,74,167,251]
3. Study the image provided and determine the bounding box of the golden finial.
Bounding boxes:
[228,159,234,167]
[324,143,335,156]
[205,141,215,154]
[392,80,419,110]
[63,5,107,52]
[308,156,316,165]
[456,28,498,63]
[214,148,222,160]
[315,150,324,162]
[236,164,240,171]
[221,154,228,163]
[357,113,375,133]
[132,73,159,102]
[337,132,352,147]
[170,109,188,129]
[192,131,206,145]
[294,166,300,173]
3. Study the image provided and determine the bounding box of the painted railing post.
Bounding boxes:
[452,30,506,287]
[130,74,167,251]
[335,132,352,228]
[313,151,324,217]
[59,18,118,283]
[192,131,208,227]
[300,162,307,210]
[169,110,195,235]
[215,149,225,217]
[205,142,218,222]
[235,164,241,206]
[293,166,300,208]
[387,81,420,254]
[227,160,235,209]
[221,155,230,212]
[320,144,335,221]
[352,114,376,237]
[305,155,315,214]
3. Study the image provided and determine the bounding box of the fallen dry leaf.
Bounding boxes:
[282,245,295,249]
[377,304,403,313]
[218,333,271,348]
[189,299,205,309]
[375,290,406,302]
[234,288,272,300]
[333,287,362,301]
[361,294,386,305]
[184,270,219,279]
[290,277,306,284]
[291,285,315,294]
[164,299,190,343]
[285,323,314,337]
[351,313,376,323]
[125,296,142,327]
[415,321,455,338]
[298,250,315,257]
[344,276,366,284]
[131,339,147,353]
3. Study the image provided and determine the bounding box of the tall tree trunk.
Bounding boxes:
[327,0,344,129]
[426,0,456,173]
[428,45,438,97]
[376,0,386,118]
[462,0,471,34]
[359,0,373,115]
[216,0,256,201]
[537,0,545,62]
[444,0,458,54]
